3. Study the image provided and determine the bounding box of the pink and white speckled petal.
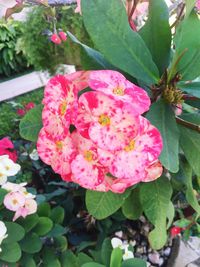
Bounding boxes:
[143,160,163,182]
[71,155,108,191]
[65,71,90,92]
[89,70,150,114]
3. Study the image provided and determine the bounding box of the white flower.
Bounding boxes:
[115,231,123,238]
[0,172,7,186]
[122,247,134,260]
[2,182,27,192]
[29,149,39,161]
[0,221,8,251]
[111,237,123,249]
[0,156,20,177]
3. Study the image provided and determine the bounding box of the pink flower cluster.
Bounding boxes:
[17,102,35,117]
[37,70,163,193]
[3,182,37,221]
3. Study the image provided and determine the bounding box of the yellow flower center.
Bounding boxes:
[12,199,18,205]
[84,150,93,162]
[124,140,135,152]
[59,101,67,116]
[55,141,63,150]
[5,166,10,171]
[113,86,124,96]
[98,114,111,126]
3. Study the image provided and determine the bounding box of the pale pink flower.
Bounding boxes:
[4,192,25,212]
[13,198,37,221]
[75,91,139,152]
[196,0,200,11]
[174,104,182,116]
[37,128,77,179]
[75,0,81,14]
[88,70,150,115]
[2,182,27,192]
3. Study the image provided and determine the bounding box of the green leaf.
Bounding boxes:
[185,0,196,18]
[86,190,130,220]
[60,251,79,267]
[77,253,93,266]
[4,222,25,243]
[121,258,147,267]
[140,0,171,74]
[0,242,21,263]
[54,236,68,252]
[42,248,61,267]
[82,0,159,85]
[146,99,179,173]
[110,248,122,267]
[33,217,53,236]
[166,201,175,229]
[19,104,43,142]
[140,176,172,249]
[179,113,200,175]
[18,214,39,232]
[20,232,42,253]
[122,187,143,220]
[47,224,67,237]
[50,206,65,224]
[82,264,105,267]
[21,254,36,267]
[37,202,51,217]
[178,81,200,98]
[173,11,200,81]
[67,31,114,70]
[0,188,7,205]
[101,238,112,267]
[174,218,191,228]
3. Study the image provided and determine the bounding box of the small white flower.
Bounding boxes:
[0,156,20,177]
[111,237,123,249]
[0,172,7,186]
[122,247,134,260]
[29,149,39,161]
[2,182,27,192]
[0,221,8,251]
[115,231,123,238]
[129,240,136,247]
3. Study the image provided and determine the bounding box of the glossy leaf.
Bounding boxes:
[146,99,179,173]
[4,222,25,243]
[110,248,122,267]
[140,0,171,74]
[173,12,200,81]
[19,104,43,142]
[140,176,172,249]
[20,233,42,253]
[0,242,21,263]
[82,0,159,85]
[86,190,130,220]
[178,81,200,98]
[33,217,53,236]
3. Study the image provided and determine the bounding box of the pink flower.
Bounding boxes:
[4,192,25,212]
[196,0,200,11]
[107,117,163,192]
[75,91,139,152]
[70,132,110,191]
[75,0,81,14]
[17,108,26,116]
[59,31,67,41]
[25,102,35,111]
[0,138,17,162]
[42,75,79,138]
[51,34,61,45]
[37,128,77,179]
[13,198,37,221]
[88,70,150,115]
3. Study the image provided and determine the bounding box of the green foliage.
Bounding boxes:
[86,190,130,219]
[82,0,159,85]
[140,0,171,74]
[110,248,123,267]
[19,104,43,142]
[0,19,28,78]
[121,259,147,267]
[146,99,180,173]
[21,6,92,74]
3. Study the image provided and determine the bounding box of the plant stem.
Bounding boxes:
[176,116,200,133]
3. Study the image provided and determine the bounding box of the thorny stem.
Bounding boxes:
[176,117,200,133]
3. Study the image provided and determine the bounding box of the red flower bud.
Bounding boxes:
[17,108,26,116]
[51,34,61,44]
[25,102,35,111]
[170,226,182,237]
[59,31,67,41]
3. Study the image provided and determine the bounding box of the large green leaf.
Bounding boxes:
[101,238,112,267]
[146,99,179,173]
[82,0,159,85]
[140,176,172,249]
[140,0,171,74]
[67,31,114,70]
[33,217,53,236]
[60,251,79,267]
[179,113,200,175]
[122,187,143,220]
[4,222,25,243]
[20,233,42,253]
[86,190,130,219]
[0,242,21,263]
[122,258,147,267]
[19,104,43,142]
[185,0,196,18]
[110,248,122,267]
[173,11,200,81]
[178,81,200,98]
